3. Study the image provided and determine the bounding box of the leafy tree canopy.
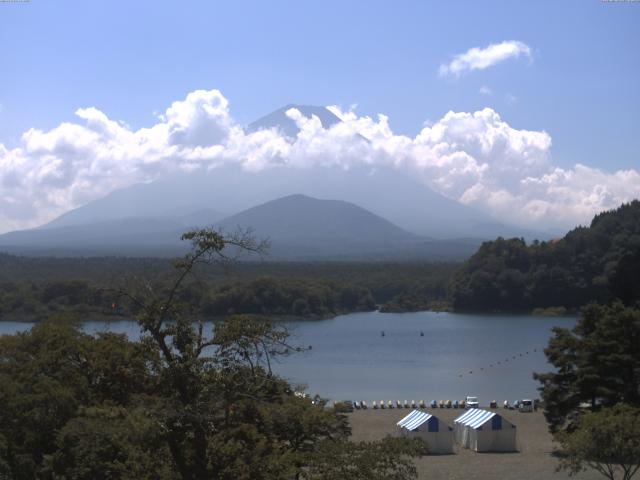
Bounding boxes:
[534,303,640,432]
[555,404,640,480]
[450,201,640,311]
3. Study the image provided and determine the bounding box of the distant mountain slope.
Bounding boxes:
[449,200,640,311]
[37,163,539,240]
[247,104,342,138]
[0,209,224,257]
[0,218,184,255]
[42,181,224,230]
[218,194,416,242]
[0,194,481,260]
[214,194,479,261]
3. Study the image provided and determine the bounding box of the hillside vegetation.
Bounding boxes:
[0,259,455,321]
[449,201,640,312]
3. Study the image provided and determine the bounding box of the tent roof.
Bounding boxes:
[397,410,433,431]
[454,409,499,429]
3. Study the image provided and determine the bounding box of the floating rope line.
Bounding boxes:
[456,347,542,379]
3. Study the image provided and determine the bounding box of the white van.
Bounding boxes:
[519,399,533,412]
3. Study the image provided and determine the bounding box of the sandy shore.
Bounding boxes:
[348,408,601,480]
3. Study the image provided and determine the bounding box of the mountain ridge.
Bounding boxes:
[0,194,480,260]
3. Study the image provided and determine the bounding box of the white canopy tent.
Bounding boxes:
[454,409,517,452]
[396,410,454,454]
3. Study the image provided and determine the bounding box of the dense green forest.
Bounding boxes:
[449,201,640,312]
[0,259,456,321]
[0,228,425,479]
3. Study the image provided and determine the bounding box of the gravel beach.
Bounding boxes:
[348,408,602,480]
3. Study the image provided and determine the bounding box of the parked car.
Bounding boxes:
[519,399,533,412]
[465,396,479,409]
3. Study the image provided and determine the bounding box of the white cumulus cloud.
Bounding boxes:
[0,88,638,234]
[439,40,532,78]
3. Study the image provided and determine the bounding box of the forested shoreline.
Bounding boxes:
[0,260,456,322]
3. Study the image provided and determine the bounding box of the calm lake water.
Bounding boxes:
[0,311,575,403]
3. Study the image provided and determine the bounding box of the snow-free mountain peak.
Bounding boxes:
[218,193,417,242]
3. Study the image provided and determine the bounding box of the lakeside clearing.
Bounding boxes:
[348,409,602,480]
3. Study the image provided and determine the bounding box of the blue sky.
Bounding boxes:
[1,0,638,169]
[0,0,638,233]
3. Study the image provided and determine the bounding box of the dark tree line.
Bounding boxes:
[449,201,640,312]
[0,262,456,321]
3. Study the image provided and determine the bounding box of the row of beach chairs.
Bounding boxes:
[351,399,468,410]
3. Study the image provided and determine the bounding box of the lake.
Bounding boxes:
[0,311,575,404]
